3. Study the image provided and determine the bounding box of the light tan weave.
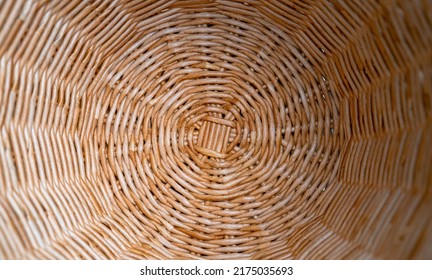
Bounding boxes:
[0,0,431,259]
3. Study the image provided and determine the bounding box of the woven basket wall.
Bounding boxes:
[0,0,431,260]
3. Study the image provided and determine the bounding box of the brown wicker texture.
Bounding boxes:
[0,0,431,260]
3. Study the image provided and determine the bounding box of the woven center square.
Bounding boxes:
[196,112,237,158]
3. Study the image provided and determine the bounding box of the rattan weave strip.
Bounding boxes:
[0,0,431,259]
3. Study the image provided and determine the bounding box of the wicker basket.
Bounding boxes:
[0,0,431,260]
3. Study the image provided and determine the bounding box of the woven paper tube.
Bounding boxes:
[0,0,431,260]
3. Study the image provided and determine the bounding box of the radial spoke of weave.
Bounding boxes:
[0,0,431,260]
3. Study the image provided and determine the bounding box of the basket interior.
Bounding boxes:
[0,0,431,259]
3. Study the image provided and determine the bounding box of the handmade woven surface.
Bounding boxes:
[0,0,431,259]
